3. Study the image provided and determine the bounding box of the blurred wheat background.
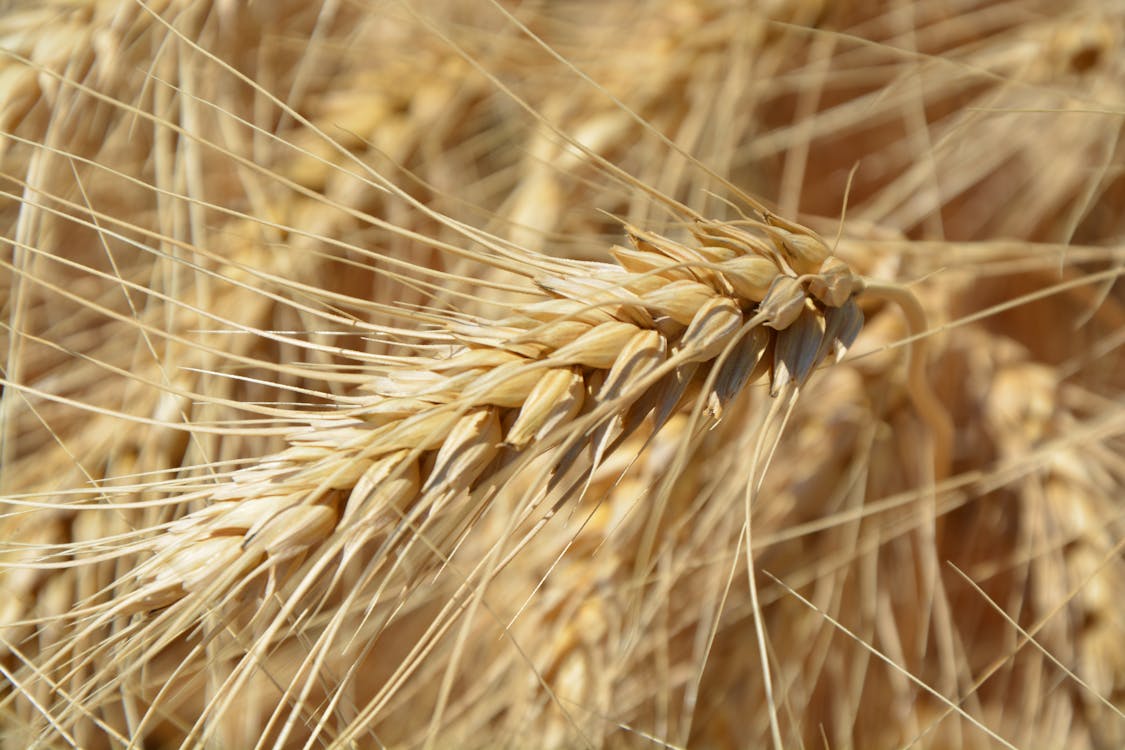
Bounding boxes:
[1,1,1123,748]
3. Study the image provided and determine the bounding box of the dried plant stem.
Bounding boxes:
[856,278,955,482]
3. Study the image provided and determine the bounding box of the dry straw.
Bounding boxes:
[2,1,1124,749]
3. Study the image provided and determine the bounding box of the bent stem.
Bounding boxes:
[856,279,954,482]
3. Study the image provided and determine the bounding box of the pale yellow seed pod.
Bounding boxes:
[773,229,830,275]
[696,245,738,264]
[291,423,372,451]
[520,297,616,326]
[759,275,807,330]
[343,450,418,525]
[305,449,375,489]
[695,221,784,265]
[432,348,524,373]
[807,256,857,307]
[271,445,335,465]
[424,408,502,493]
[376,409,461,452]
[122,539,244,614]
[609,245,683,278]
[720,255,780,301]
[622,273,670,297]
[641,279,717,325]
[355,397,433,427]
[507,368,585,447]
[538,276,654,328]
[192,496,295,535]
[151,536,245,592]
[474,363,548,408]
[678,297,744,363]
[178,538,250,593]
[650,242,723,288]
[247,504,338,560]
[511,319,593,352]
[598,329,667,399]
[370,370,447,399]
[551,321,642,369]
[626,224,696,264]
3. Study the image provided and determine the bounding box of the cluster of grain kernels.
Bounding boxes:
[122,212,867,619]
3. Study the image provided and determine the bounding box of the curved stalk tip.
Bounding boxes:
[856,279,954,483]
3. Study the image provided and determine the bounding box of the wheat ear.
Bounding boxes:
[65,207,957,624]
[17,205,952,747]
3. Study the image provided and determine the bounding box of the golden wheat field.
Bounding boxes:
[1,1,1123,748]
